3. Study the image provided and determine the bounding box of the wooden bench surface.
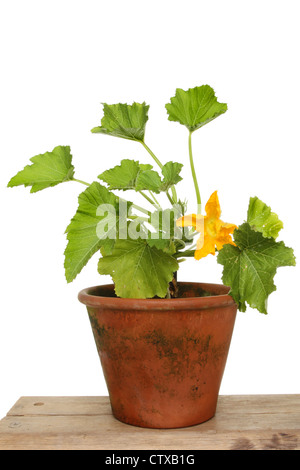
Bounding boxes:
[0,395,299,450]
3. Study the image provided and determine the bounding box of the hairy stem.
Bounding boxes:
[72,178,90,186]
[149,190,161,208]
[140,141,163,169]
[174,249,196,258]
[126,201,151,216]
[140,141,177,205]
[139,190,158,207]
[188,131,201,213]
[166,191,174,205]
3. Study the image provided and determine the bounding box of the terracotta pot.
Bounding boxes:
[78,282,237,429]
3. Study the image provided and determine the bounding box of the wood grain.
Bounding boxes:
[0,395,299,450]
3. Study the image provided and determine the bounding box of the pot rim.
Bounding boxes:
[78,282,236,311]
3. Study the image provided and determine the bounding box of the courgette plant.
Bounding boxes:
[8,85,296,313]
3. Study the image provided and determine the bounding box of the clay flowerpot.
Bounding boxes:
[78,282,237,429]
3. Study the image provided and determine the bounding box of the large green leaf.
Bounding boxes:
[98,159,140,190]
[91,102,149,141]
[165,85,227,132]
[247,196,283,239]
[217,223,296,314]
[99,159,163,193]
[99,159,183,195]
[98,238,179,298]
[64,182,121,283]
[7,145,75,192]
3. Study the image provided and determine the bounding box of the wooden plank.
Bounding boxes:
[6,396,112,417]
[0,395,299,450]
[217,394,300,414]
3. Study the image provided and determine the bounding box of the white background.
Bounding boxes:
[0,0,299,420]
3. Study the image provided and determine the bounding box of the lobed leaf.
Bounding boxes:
[247,196,283,239]
[99,158,163,193]
[135,168,162,193]
[98,238,179,298]
[98,159,140,190]
[217,223,296,314]
[160,161,183,191]
[99,159,183,195]
[91,102,149,141]
[7,145,75,192]
[165,85,227,132]
[64,182,121,283]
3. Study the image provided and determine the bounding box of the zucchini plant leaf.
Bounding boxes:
[165,85,227,132]
[91,102,149,142]
[99,159,163,193]
[7,145,75,192]
[146,237,176,254]
[217,223,296,314]
[98,238,179,298]
[146,211,174,254]
[99,159,183,194]
[247,196,284,239]
[160,161,183,191]
[98,159,140,190]
[144,206,183,254]
[135,168,162,193]
[64,182,124,283]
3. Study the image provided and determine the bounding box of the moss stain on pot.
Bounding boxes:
[144,329,214,376]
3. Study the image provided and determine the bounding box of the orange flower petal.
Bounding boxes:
[215,223,237,250]
[194,233,216,260]
[195,214,205,232]
[215,236,236,251]
[220,222,237,232]
[177,193,236,260]
[176,214,197,228]
[205,191,221,220]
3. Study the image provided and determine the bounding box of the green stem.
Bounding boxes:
[188,131,201,213]
[171,187,178,204]
[174,249,196,258]
[130,202,151,216]
[113,195,150,217]
[139,190,157,207]
[149,190,161,208]
[73,178,90,186]
[140,141,163,169]
[166,192,174,205]
[140,141,177,205]
[128,215,149,222]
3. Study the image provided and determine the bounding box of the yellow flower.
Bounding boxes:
[176,191,237,260]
